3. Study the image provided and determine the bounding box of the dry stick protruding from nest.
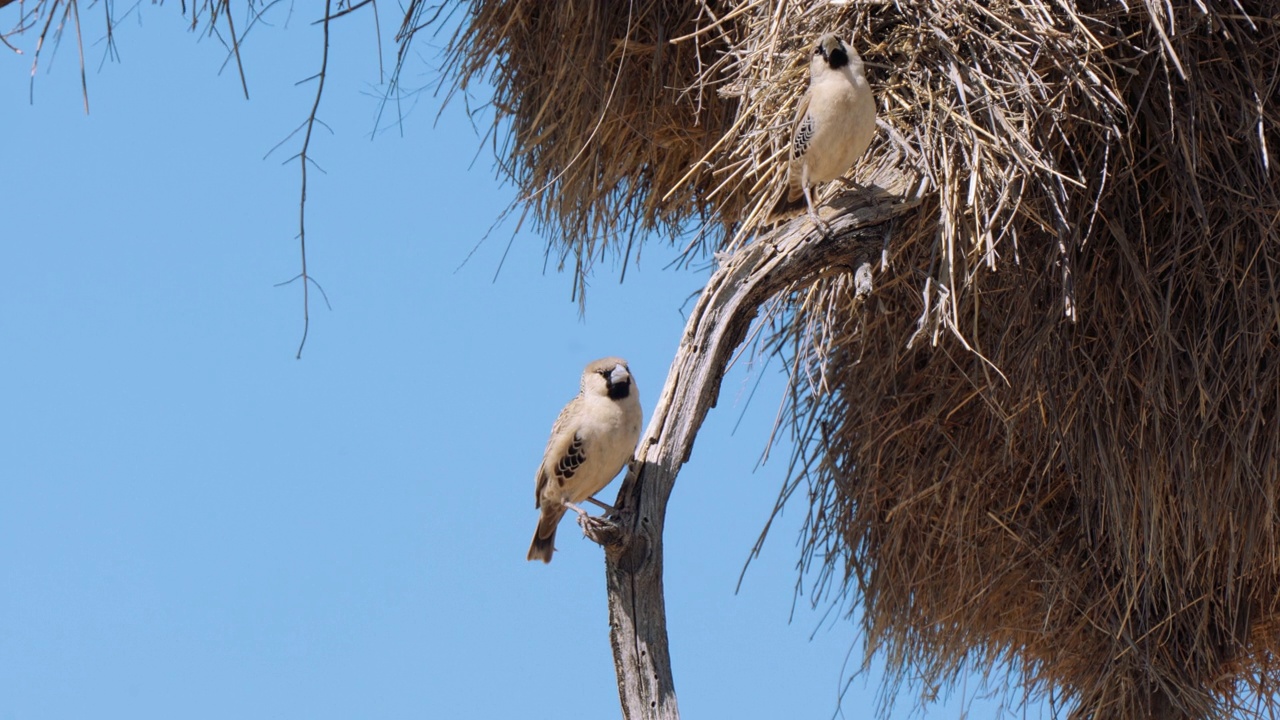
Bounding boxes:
[578,176,920,720]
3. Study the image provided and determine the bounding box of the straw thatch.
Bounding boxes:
[420,0,1280,716]
[428,0,740,288]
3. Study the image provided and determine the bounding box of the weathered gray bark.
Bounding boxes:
[588,176,921,720]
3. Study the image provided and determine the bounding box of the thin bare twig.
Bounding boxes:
[221,0,249,99]
[289,0,333,359]
[70,0,87,113]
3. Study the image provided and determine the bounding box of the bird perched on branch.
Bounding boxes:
[772,33,877,232]
[527,357,642,563]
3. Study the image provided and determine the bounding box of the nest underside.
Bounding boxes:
[429,0,1280,716]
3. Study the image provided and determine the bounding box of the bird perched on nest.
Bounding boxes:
[527,357,642,563]
[772,33,877,233]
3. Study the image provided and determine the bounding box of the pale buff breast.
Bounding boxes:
[551,392,642,504]
[795,71,877,185]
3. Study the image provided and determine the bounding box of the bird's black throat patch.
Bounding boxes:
[607,380,631,401]
[827,47,849,69]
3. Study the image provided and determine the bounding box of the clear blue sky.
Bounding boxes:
[1,5,1044,719]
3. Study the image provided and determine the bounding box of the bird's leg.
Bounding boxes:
[572,499,623,547]
[801,164,831,236]
[585,496,618,516]
[566,498,618,526]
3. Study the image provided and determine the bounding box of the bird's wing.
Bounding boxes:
[535,398,586,507]
[781,91,817,204]
[789,91,814,161]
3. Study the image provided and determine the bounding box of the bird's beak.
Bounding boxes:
[608,365,630,386]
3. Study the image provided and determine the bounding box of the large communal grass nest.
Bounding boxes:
[422,0,1280,716]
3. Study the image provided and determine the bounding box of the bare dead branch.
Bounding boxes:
[597,173,921,719]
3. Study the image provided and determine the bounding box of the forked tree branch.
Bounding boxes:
[592,174,921,719]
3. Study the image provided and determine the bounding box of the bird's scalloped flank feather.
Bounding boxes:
[787,93,814,203]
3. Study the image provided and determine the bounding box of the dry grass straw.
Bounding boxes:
[428,0,1280,716]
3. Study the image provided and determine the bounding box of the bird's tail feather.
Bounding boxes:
[766,167,807,223]
[527,531,556,563]
[768,188,806,223]
[526,508,563,563]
